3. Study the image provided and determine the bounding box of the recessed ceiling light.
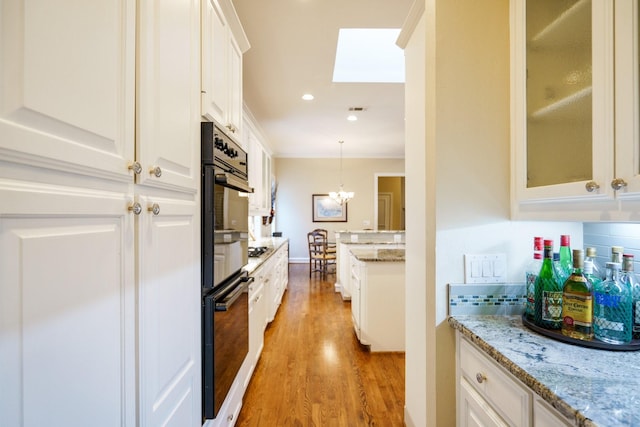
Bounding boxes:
[347,115,358,121]
[302,94,314,101]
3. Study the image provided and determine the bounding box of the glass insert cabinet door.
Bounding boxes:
[512,0,616,202]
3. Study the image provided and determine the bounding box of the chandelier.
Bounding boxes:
[329,140,354,205]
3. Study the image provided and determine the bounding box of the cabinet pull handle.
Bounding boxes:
[128,202,142,215]
[476,373,486,384]
[149,166,162,178]
[585,181,600,192]
[128,161,142,175]
[611,178,628,191]
[148,203,160,216]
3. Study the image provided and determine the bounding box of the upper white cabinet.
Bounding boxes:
[0,0,135,183]
[511,0,640,220]
[137,0,201,193]
[201,0,250,139]
[244,113,273,216]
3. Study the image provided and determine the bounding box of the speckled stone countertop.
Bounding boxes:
[244,237,288,275]
[449,315,640,426]
[349,248,405,262]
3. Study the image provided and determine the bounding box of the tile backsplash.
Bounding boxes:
[448,283,525,316]
[583,223,640,271]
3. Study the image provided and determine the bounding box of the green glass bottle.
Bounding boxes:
[535,239,562,329]
[561,249,593,340]
[557,234,572,284]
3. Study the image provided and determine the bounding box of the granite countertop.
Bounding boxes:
[449,315,640,426]
[244,237,288,275]
[349,248,405,262]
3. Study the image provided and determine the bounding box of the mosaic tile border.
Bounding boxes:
[448,283,526,316]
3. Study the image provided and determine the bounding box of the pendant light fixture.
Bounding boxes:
[329,140,354,205]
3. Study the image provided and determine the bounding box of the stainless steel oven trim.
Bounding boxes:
[214,172,254,193]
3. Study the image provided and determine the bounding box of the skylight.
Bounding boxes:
[332,28,404,83]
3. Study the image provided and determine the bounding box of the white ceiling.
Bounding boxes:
[233,0,413,159]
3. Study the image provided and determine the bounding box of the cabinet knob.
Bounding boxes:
[476,373,486,384]
[148,203,160,216]
[128,202,142,215]
[611,178,628,191]
[149,166,162,178]
[128,161,142,175]
[585,181,600,192]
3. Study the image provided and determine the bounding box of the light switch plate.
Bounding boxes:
[464,253,507,283]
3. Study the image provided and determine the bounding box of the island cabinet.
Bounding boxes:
[456,332,574,427]
[0,0,201,426]
[349,249,405,351]
[201,0,250,139]
[511,0,640,221]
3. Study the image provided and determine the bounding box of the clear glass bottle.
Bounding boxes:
[535,240,562,329]
[594,262,631,344]
[585,246,601,280]
[558,234,572,284]
[561,249,593,340]
[525,237,543,321]
[584,258,602,291]
[619,254,640,340]
[611,245,624,264]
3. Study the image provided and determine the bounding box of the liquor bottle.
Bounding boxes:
[594,262,631,344]
[535,240,562,329]
[585,247,601,280]
[584,258,602,291]
[611,246,624,264]
[561,249,593,340]
[557,235,572,284]
[525,237,543,321]
[619,254,640,340]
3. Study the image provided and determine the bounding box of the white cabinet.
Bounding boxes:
[244,279,266,388]
[137,0,200,192]
[533,397,574,427]
[459,378,509,427]
[0,1,201,426]
[511,0,640,220]
[0,188,136,427]
[456,332,575,427]
[201,0,250,138]
[266,243,288,322]
[245,116,272,216]
[349,253,405,351]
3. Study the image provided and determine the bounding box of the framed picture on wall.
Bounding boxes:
[312,194,347,222]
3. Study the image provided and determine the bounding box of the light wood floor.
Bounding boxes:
[236,263,405,427]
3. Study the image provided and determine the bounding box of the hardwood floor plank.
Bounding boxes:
[237,263,405,426]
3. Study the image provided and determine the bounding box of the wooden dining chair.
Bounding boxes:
[312,228,336,253]
[307,230,337,279]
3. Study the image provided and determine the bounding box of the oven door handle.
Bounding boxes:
[214,173,254,194]
[215,276,254,311]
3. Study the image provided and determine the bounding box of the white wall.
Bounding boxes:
[272,157,404,261]
[402,1,582,426]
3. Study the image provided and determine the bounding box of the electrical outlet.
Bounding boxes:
[464,253,507,283]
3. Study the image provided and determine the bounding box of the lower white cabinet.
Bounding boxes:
[350,254,405,351]
[0,185,136,427]
[456,332,575,427]
[533,397,574,427]
[265,243,288,323]
[459,377,509,427]
[244,280,266,388]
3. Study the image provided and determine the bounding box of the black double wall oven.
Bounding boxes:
[201,122,253,421]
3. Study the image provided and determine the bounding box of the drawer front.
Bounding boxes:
[460,337,531,426]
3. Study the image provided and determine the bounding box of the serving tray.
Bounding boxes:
[521,314,640,351]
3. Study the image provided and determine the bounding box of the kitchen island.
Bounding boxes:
[449,315,640,426]
[349,248,405,351]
